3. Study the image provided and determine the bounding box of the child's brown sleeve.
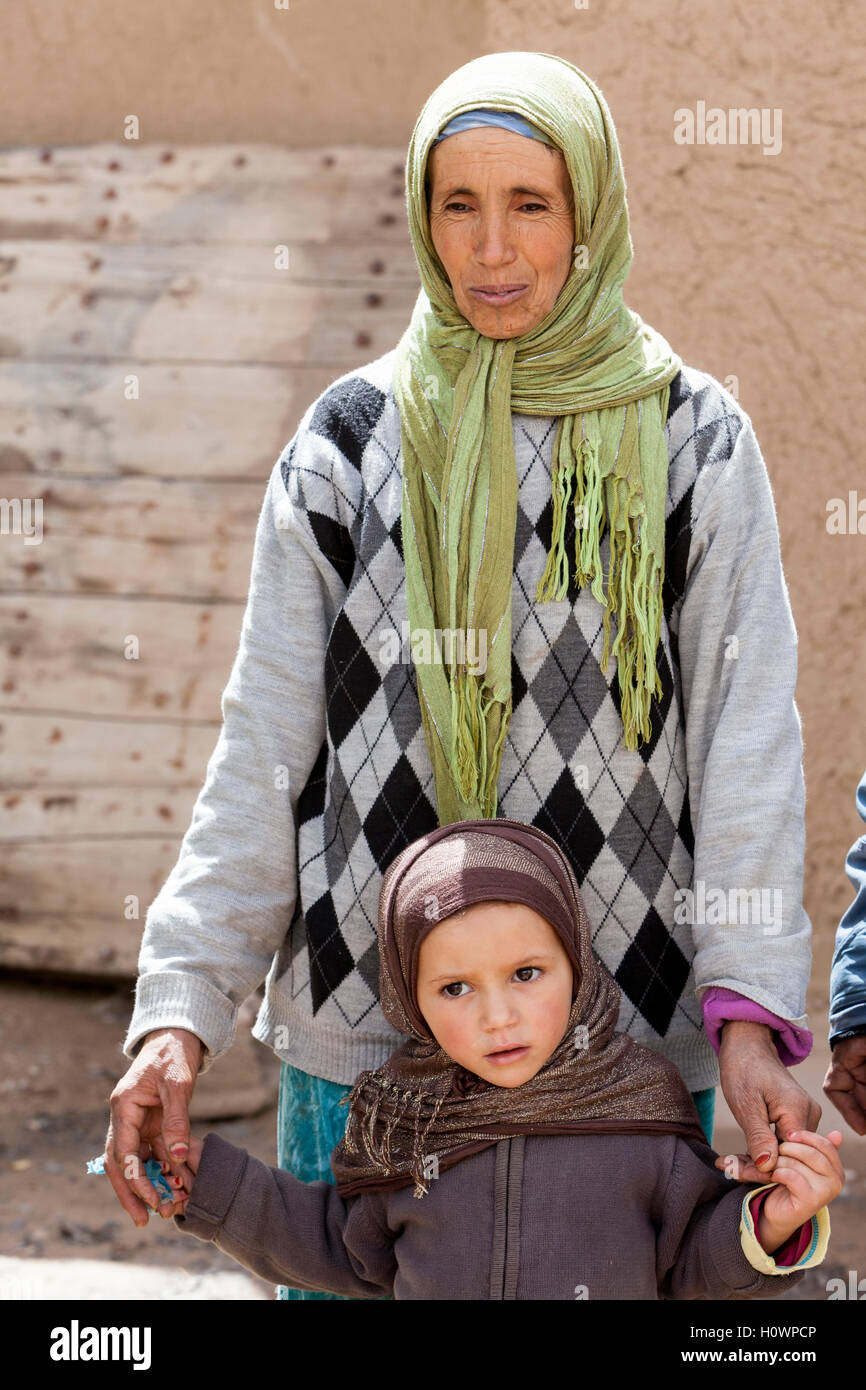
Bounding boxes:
[174,1132,396,1298]
[655,1137,826,1300]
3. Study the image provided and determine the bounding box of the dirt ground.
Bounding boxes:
[1,972,864,1302]
[0,974,281,1300]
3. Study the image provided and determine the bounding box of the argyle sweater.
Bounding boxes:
[124,354,812,1092]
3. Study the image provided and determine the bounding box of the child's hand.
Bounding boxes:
[153,1135,204,1217]
[184,1135,204,1175]
[753,1130,845,1252]
[170,1135,203,1211]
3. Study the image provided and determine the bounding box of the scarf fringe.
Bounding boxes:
[410,1091,449,1198]
[605,500,664,748]
[422,390,671,819]
[535,424,578,601]
[339,1082,454,1199]
[533,427,663,751]
[444,398,665,810]
[381,1088,414,1169]
[343,1083,426,1177]
[449,667,509,818]
[342,1103,357,1154]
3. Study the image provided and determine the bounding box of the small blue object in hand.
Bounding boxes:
[86,1152,176,1202]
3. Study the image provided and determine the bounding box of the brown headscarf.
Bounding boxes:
[331,818,706,1198]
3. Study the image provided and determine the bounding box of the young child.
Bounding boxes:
[165,818,842,1299]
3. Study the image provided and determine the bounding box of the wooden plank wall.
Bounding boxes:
[0,142,418,977]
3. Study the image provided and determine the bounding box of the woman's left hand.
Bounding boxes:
[714,1021,821,1182]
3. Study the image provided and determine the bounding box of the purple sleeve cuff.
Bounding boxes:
[701,988,813,1065]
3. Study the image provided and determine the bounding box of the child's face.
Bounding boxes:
[415,902,575,1088]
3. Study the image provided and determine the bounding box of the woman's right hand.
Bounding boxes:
[104,1027,204,1226]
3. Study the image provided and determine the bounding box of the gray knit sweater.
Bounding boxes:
[123,354,811,1091]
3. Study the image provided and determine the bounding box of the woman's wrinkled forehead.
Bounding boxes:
[423,118,575,222]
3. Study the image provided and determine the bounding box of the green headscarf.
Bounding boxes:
[393,51,682,827]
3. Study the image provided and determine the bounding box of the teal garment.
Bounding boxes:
[692,1085,716,1146]
[275,1063,716,1301]
[275,1063,384,1302]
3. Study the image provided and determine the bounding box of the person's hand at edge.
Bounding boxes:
[823,1032,866,1136]
[104,1027,204,1226]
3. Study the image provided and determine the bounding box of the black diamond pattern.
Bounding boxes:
[363,753,438,871]
[389,511,403,562]
[305,890,356,1012]
[615,906,692,1036]
[534,768,606,885]
[279,358,745,1051]
[324,609,381,748]
[678,783,695,858]
[510,648,527,713]
[309,376,387,475]
[306,509,355,590]
[296,741,328,826]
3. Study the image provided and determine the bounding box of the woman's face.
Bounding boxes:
[416,900,575,1088]
[426,127,576,339]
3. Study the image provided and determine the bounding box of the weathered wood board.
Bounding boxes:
[0,143,415,978]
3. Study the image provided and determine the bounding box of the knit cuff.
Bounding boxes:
[739,1184,829,1274]
[701,987,813,1065]
[173,1132,249,1241]
[121,970,239,1076]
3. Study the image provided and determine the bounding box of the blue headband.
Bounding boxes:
[431,107,557,148]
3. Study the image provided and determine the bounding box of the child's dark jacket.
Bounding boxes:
[173,1128,829,1300]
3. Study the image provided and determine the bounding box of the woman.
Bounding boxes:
[108,52,820,1301]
